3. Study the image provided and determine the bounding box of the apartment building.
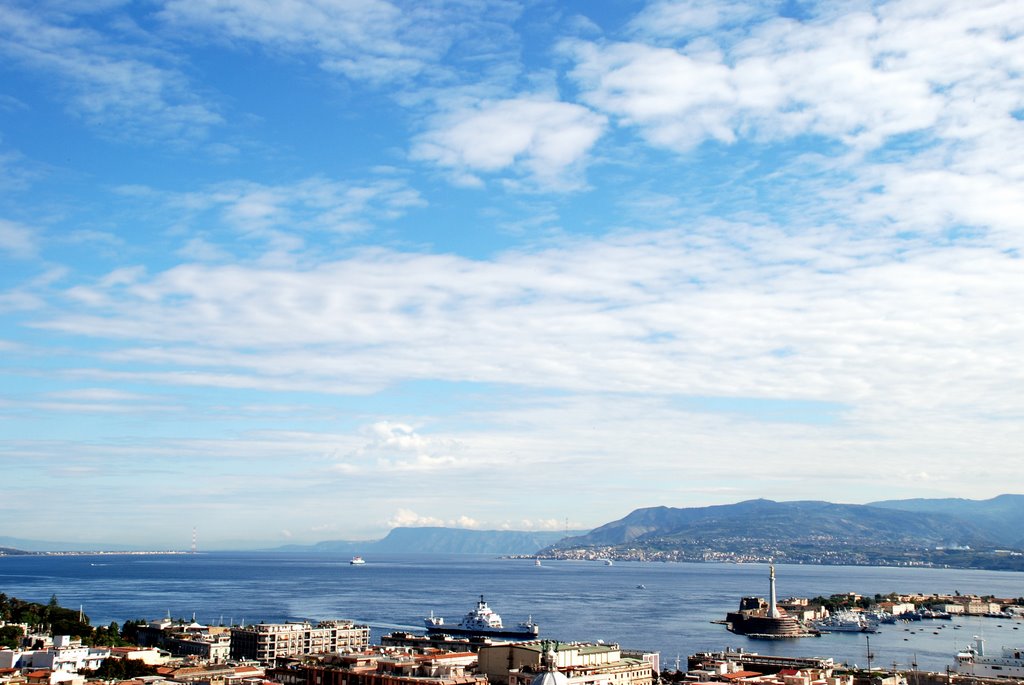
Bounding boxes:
[230,621,370,665]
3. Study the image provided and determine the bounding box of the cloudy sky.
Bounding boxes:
[1,0,1022,549]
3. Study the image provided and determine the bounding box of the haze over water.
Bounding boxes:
[2,553,1022,673]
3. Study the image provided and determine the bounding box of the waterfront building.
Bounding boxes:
[963,601,1002,615]
[933,604,964,615]
[873,602,916,617]
[477,641,656,685]
[137,619,231,662]
[230,621,369,665]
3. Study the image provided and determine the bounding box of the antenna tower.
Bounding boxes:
[191,527,197,554]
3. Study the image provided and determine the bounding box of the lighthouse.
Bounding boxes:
[768,564,781,618]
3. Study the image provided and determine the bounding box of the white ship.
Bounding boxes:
[956,637,1024,678]
[425,596,539,639]
[349,556,366,565]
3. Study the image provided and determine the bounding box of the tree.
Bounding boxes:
[85,659,158,680]
[120,619,146,644]
[0,625,24,649]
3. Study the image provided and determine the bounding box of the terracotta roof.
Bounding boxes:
[721,671,762,680]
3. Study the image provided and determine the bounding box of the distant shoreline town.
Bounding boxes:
[0,551,193,558]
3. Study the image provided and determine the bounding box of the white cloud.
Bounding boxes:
[565,14,942,152]
[384,509,481,529]
[0,218,38,258]
[386,508,444,528]
[452,515,479,529]
[128,176,424,247]
[337,421,463,473]
[0,3,221,143]
[160,0,416,83]
[48,388,153,402]
[512,519,563,531]
[564,0,1024,243]
[569,1,1022,155]
[32,223,1024,439]
[158,0,522,86]
[629,0,776,37]
[412,97,607,188]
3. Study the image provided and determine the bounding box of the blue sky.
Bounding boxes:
[1,0,1022,549]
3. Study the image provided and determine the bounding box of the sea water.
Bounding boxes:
[2,553,1022,673]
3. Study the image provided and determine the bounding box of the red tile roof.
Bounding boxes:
[721,671,762,680]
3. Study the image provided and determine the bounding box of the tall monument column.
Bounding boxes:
[768,564,781,618]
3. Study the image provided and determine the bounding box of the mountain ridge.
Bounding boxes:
[868,494,1024,548]
[540,495,1024,569]
[271,527,584,555]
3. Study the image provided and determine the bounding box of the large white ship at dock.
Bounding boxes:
[955,637,1024,678]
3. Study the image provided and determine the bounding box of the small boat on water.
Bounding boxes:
[350,556,366,565]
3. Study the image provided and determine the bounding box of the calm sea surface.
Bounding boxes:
[2,553,1023,673]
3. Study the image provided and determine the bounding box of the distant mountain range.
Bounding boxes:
[274,526,584,555]
[541,495,1024,569]
[555,499,991,548]
[868,494,1024,548]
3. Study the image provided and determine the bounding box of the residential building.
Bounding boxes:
[268,649,486,685]
[477,642,656,685]
[136,619,231,662]
[230,622,370,665]
[0,637,109,673]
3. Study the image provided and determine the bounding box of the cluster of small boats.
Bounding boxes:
[812,610,880,633]
[810,608,957,633]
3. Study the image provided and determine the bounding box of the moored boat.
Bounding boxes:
[956,637,1024,678]
[813,610,879,633]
